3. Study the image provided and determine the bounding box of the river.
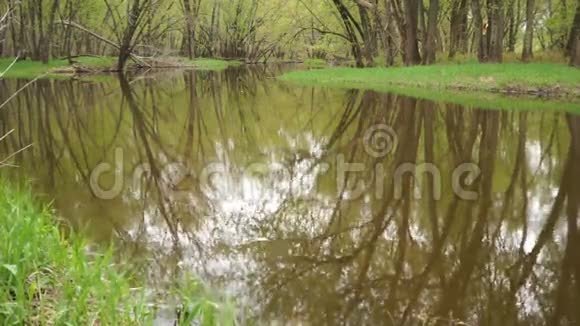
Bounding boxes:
[1,65,579,325]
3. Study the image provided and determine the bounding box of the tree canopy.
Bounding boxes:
[0,0,579,67]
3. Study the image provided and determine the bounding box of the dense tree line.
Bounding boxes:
[324,0,580,66]
[0,0,579,67]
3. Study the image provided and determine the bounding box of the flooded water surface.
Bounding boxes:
[1,66,580,325]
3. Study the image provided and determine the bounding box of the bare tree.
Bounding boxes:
[449,0,468,58]
[40,0,60,63]
[423,0,440,64]
[0,1,15,56]
[471,0,487,61]
[104,0,163,70]
[403,0,421,65]
[181,0,199,59]
[330,0,366,67]
[356,0,376,66]
[522,0,535,62]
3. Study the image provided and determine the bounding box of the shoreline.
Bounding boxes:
[278,63,580,112]
[279,63,580,101]
[0,56,243,79]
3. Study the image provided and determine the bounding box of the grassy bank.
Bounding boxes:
[0,180,234,325]
[0,56,241,78]
[303,58,328,68]
[184,58,243,71]
[280,62,580,112]
[0,57,117,78]
[280,63,580,96]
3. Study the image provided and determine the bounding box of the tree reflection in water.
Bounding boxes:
[0,66,578,325]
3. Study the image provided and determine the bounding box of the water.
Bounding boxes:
[1,65,579,325]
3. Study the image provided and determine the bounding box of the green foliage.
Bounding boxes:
[74,56,119,68]
[303,58,327,68]
[175,276,237,326]
[0,180,236,325]
[0,181,149,324]
[2,0,579,64]
[185,58,243,71]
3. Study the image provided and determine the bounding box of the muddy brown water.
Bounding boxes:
[1,65,580,325]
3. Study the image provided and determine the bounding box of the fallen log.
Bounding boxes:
[55,20,151,68]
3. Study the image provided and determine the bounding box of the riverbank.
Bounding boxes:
[280,63,580,99]
[0,180,234,324]
[0,56,241,79]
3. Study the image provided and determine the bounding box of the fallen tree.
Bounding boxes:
[56,20,151,68]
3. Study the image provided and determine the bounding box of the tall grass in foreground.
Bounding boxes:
[0,181,235,325]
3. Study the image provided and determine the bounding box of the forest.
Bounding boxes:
[0,0,579,69]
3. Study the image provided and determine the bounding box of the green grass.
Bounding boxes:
[280,63,580,93]
[279,62,580,112]
[0,57,118,79]
[0,56,242,78]
[184,58,242,71]
[72,56,118,68]
[303,58,327,68]
[373,84,580,113]
[0,180,235,325]
[0,58,69,79]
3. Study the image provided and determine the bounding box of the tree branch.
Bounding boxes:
[294,27,351,42]
[0,6,12,25]
[56,20,151,67]
[354,0,375,9]
[0,56,19,78]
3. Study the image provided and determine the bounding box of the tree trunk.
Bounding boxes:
[117,0,145,70]
[390,0,408,60]
[0,4,11,57]
[487,0,504,62]
[570,0,580,66]
[404,0,421,65]
[471,0,487,61]
[182,0,196,60]
[424,0,440,64]
[41,0,60,64]
[332,0,365,67]
[357,3,375,66]
[522,0,535,62]
[449,0,468,58]
[572,34,580,67]
[62,0,77,61]
[32,0,43,60]
[381,0,397,66]
[568,0,580,66]
[506,0,517,52]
